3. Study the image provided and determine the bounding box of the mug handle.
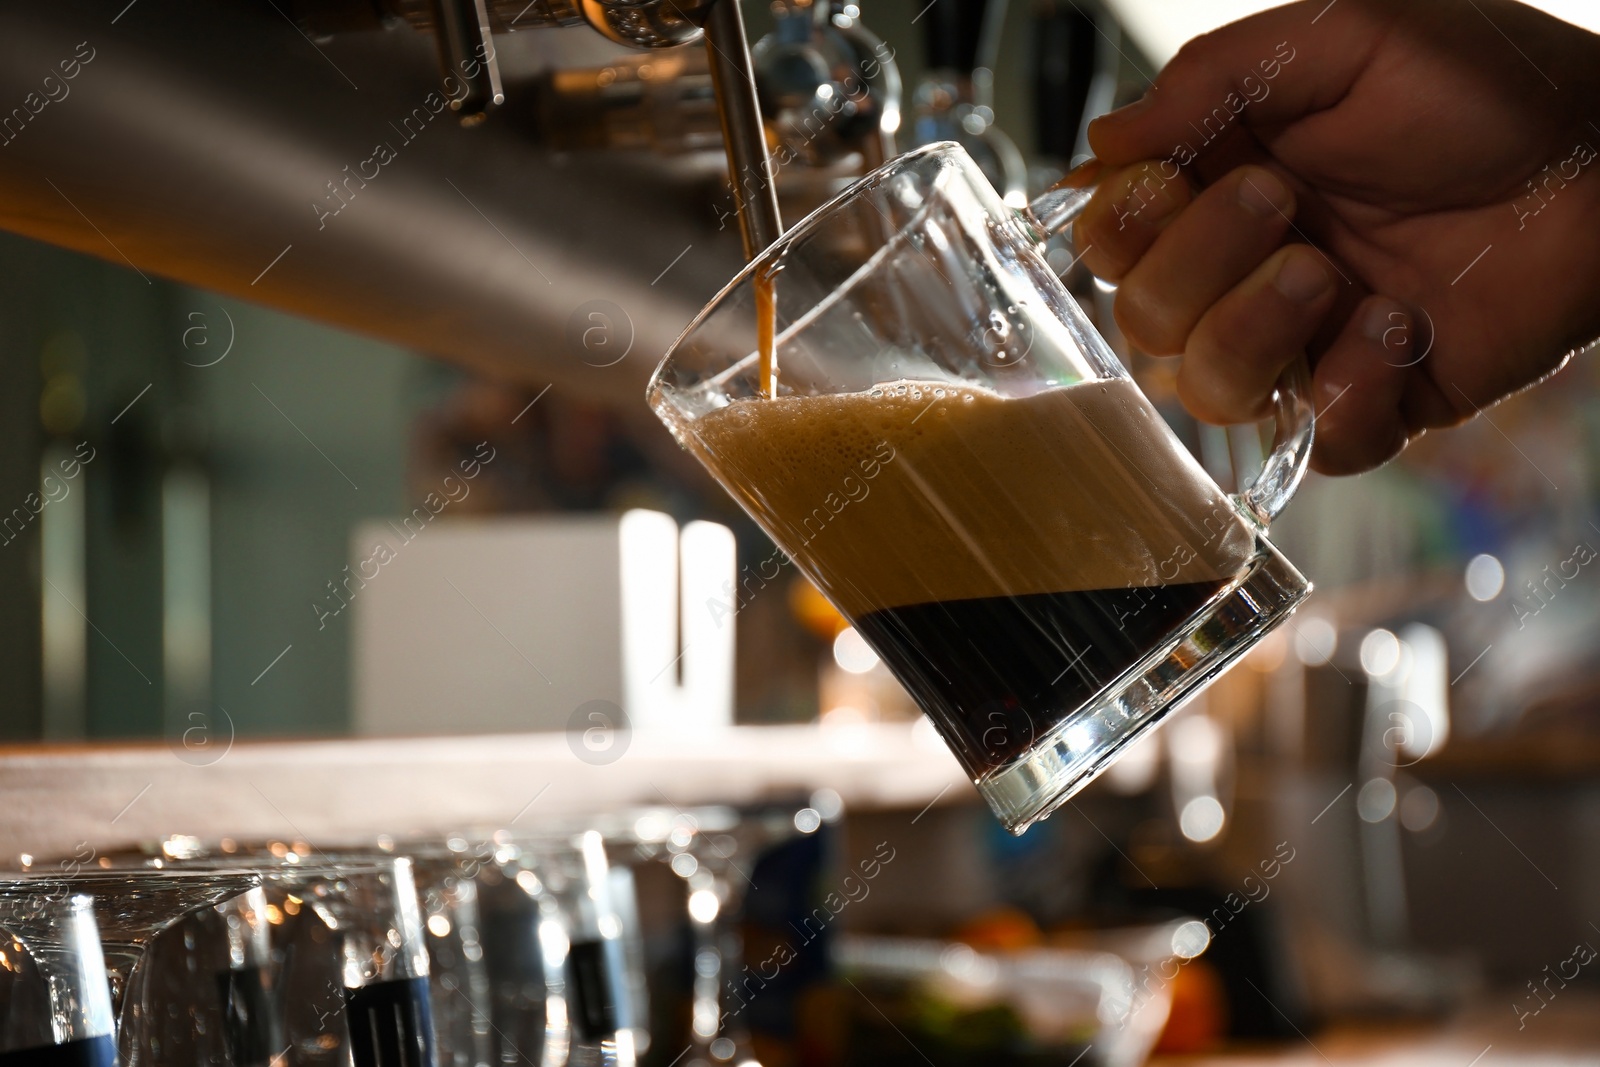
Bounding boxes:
[1022,164,1315,528]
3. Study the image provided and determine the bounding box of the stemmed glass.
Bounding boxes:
[0,870,261,1067]
[584,807,737,1061]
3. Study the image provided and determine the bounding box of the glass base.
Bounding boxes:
[976,537,1310,835]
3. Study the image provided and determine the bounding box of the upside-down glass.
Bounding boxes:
[74,847,434,1067]
[598,803,816,1065]
[0,890,117,1067]
[648,141,1314,834]
[224,858,433,1067]
[580,806,756,1065]
[136,885,278,1067]
[468,831,634,1067]
[0,870,260,1067]
[404,854,491,1067]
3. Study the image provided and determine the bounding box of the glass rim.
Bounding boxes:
[647,140,971,409]
[175,854,411,877]
[0,868,263,886]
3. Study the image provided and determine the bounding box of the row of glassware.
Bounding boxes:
[0,803,808,1067]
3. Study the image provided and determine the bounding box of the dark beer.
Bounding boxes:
[855,581,1226,769]
[345,976,434,1067]
[218,965,279,1067]
[682,378,1255,778]
[0,1038,117,1067]
[564,939,618,1043]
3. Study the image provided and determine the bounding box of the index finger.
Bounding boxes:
[1087,0,1383,168]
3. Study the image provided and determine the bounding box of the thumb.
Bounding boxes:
[1087,0,1379,167]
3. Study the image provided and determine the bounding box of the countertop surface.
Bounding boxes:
[0,723,972,861]
[1153,995,1600,1065]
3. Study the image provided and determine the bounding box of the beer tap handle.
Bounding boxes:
[428,0,505,124]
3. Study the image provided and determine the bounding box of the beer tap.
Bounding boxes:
[293,0,781,256]
[527,3,902,173]
[905,0,1026,202]
[293,0,908,260]
[427,0,504,122]
[751,0,901,172]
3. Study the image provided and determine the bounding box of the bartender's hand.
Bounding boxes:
[1074,0,1600,474]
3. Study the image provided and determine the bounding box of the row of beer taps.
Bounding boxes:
[291,0,1082,232]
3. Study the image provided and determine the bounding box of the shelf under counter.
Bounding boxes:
[0,723,973,862]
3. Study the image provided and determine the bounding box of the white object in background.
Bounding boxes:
[351,511,735,736]
[40,445,88,739]
[1167,704,1229,844]
[1396,623,1449,761]
[1358,623,1448,763]
[1103,727,1162,795]
[1100,0,1600,71]
[617,510,737,732]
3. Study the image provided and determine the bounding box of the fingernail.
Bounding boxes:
[1090,90,1155,141]
[1363,299,1417,365]
[1238,169,1293,219]
[1318,375,1352,412]
[1061,158,1104,189]
[1105,87,1156,121]
[1273,252,1332,304]
[1363,300,1401,343]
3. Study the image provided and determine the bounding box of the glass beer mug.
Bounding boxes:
[648,142,1314,833]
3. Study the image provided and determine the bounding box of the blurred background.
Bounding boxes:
[2,0,1600,1063]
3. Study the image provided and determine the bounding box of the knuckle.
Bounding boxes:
[1111,293,1162,356]
[1114,279,1188,356]
[1163,40,1206,84]
[1174,364,1235,425]
[1181,333,1277,423]
[1076,217,1138,282]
